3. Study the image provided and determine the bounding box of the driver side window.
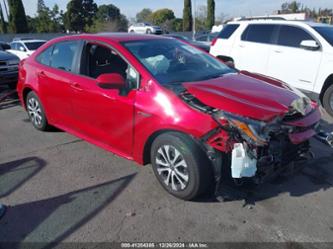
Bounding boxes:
[81,43,139,89]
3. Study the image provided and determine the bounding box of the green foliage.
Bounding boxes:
[34,2,64,33]
[280,1,301,13]
[87,5,128,33]
[206,0,215,29]
[8,0,28,33]
[150,8,175,26]
[96,4,120,21]
[171,18,183,32]
[136,8,152,22]
[183,0,192,31]
[65,0,97,32]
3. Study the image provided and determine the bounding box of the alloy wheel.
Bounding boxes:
[27,97,43,127]
[155,145,189,191]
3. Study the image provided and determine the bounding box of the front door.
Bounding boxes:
[70,42,139,157]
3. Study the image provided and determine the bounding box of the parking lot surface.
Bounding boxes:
[0,89,333,244]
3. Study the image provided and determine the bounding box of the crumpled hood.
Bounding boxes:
[183,71,301,121]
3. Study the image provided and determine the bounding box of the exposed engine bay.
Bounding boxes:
[179,88,333,191]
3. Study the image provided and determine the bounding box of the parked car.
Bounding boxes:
[17,34,321,200]
[210,20,333,116]
[0,42,19,89]
[8,39,46,60]
[195,32,219,46]
[163,34,210,52]
[128,23,162,34]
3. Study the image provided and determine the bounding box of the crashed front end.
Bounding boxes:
[181,89,322,184]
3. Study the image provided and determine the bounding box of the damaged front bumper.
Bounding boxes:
[202,105,330,185]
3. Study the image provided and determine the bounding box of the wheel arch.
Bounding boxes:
[320,74,333,104]
[142,129,199,165]
[22,86,34,109]
[216,55,234,63]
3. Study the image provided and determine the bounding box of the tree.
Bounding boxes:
[136,8,152,23]
[0,4,7,33]
[150,8,175,26]
[183,0,192,31]
[8,0,28,33]
[82,0,97,28]
[280,1,301,14]
[96,4,121,22]
[65,0,85,32]
[171,18,183,32]
[206,0,215,29]
[37,0,46,13]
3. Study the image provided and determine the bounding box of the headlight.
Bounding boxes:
[215,112,268,146]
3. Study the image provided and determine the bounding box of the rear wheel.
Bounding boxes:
[323,84,333,116]
[26,91,50,131]
[151,132,213,200]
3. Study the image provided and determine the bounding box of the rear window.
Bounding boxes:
[277,25,315,48]
[241,24,277,44]
[25,41,46,51]
[218,24,240,39]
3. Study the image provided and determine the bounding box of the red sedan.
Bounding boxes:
[17,33,321,200]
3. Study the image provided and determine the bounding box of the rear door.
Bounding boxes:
[266,25,322,91]
[234,24,278,74]
[36,40,82,127]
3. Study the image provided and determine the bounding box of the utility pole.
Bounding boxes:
[2,0,9,21]
[192,0,196,39]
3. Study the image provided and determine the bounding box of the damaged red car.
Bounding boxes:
[17,34,322,200]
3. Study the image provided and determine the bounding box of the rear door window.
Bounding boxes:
[218,24,240,39]
[277,25,315,48]
[241,24,277,44]
[36,46,54,66]
[50,41,80,72]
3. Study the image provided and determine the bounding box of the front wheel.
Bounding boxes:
[26,91,50,131]
[151,132,213,200]
[323,84,333,117]
[146,29,152,34]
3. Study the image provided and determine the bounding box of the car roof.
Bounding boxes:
[227,20,329,28]
[50,33,169,43]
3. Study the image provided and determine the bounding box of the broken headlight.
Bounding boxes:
[215,112,269,146]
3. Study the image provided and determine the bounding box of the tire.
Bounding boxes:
[129,30,135,33]
[151,132,213,200]
[323,84,333,117]
[146,29,152,34]
[26,91,50,131]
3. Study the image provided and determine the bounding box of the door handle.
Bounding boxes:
[274,50,282,53]
[239,44,245,48]
[38,71,46,78]
[70,82,83,91]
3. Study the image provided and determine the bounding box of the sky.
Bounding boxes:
[2,0,333,20]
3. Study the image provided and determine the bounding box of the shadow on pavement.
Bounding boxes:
[0,87,19,111]
[0,173,136,248]
[0,157,46,198]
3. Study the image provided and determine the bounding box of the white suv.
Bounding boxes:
[128,23,162,34]
[8,39,46,60]
[210,20,333,116]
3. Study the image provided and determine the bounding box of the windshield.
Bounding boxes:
[314,26,333,46]
[24,41,46,51]
[123,39,235,85]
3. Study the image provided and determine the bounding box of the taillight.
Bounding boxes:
[211,37,218,46]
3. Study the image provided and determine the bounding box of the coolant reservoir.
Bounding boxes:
[231,143,257,178]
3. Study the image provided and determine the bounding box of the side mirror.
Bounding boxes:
[96,73,126,90]
[300,40,320,51]
[19,46,26,52]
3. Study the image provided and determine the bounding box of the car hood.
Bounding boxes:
[183,71,302,121]
[0,50,19,60]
